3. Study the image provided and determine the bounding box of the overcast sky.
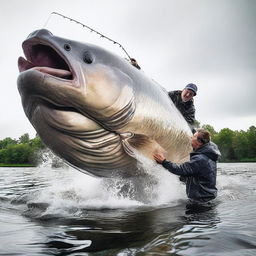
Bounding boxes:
[1,0,255,140]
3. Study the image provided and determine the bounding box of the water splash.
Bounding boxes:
[36,148,68,168]
[23,151,186,217]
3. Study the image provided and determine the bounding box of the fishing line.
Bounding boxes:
[43,12,132,60]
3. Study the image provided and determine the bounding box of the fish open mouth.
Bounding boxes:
[18,43,73,80]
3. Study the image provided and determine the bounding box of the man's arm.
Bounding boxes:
[168,91,179,105]
[168,91,176,99]
[183,103,195,125]
[162,160,197,176]
[153,153,199,177]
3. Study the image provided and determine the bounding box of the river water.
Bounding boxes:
[0,162,255,255]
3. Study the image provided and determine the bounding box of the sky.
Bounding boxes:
[1,0,256,140]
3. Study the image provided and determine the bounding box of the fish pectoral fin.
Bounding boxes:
[121,133,166,160]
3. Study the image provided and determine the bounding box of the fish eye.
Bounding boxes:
[83,51,93,64]
[64,44,71,51]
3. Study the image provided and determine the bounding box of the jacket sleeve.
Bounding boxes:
[162,156,200,176]
[183,103,195,125]
[168,91,176,102]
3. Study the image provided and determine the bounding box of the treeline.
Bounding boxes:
[0,125,256,165]
[201,125,256,162]
[0,133,45,166]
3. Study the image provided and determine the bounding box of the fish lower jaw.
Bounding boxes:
[33,66,72,79]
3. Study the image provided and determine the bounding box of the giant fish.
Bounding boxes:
[17,29,192,177]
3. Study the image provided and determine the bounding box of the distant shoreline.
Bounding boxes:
[219,161,256,163]
[0,164,36,167]
[1,161,256,168]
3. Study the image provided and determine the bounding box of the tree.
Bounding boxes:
[0,149,7,163]
[29,135,45,149]
[232,130,248,160]
[0,134,45,165]
[193,120,200,128]
[19,133,30,144]
[247,126,256,158]
[0,137,17,149]
[214,128,236,161]
[3,144,33,164]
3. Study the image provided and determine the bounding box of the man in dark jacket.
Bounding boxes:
[153,129,221,204]
[168,83,197,130]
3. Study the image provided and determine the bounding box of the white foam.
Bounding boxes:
[29,151,186,216]
[36,148,67,168]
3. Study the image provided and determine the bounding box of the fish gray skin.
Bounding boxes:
[17,29,192,177]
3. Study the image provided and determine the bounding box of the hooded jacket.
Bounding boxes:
[162,142,221,202]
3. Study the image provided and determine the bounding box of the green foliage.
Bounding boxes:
[0,137,17,149]
[232,130,248,159]
[0,134,45,165]
[0,125,255,164]
[193,120,200,128]
[19,133,30,144]
[202,125,256,162]
[247,126,256,158]
[29,136,45,149]
[213,128,236,161]
[1,144,32,164]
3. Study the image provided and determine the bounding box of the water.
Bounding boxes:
[0,162,255,255]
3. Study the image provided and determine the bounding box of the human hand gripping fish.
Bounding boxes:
[153,152,166,164]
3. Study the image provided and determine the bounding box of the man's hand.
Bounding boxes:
[153,153,166,164]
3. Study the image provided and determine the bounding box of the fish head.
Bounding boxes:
[18,29,135,123]
[17,29,136,176]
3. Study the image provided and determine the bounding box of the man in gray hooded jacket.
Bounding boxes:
[153,129,221,204]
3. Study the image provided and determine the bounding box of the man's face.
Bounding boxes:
[181,89,195,102]
[191,132,202,149]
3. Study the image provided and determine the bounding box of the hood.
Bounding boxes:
[192,141,221,161]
